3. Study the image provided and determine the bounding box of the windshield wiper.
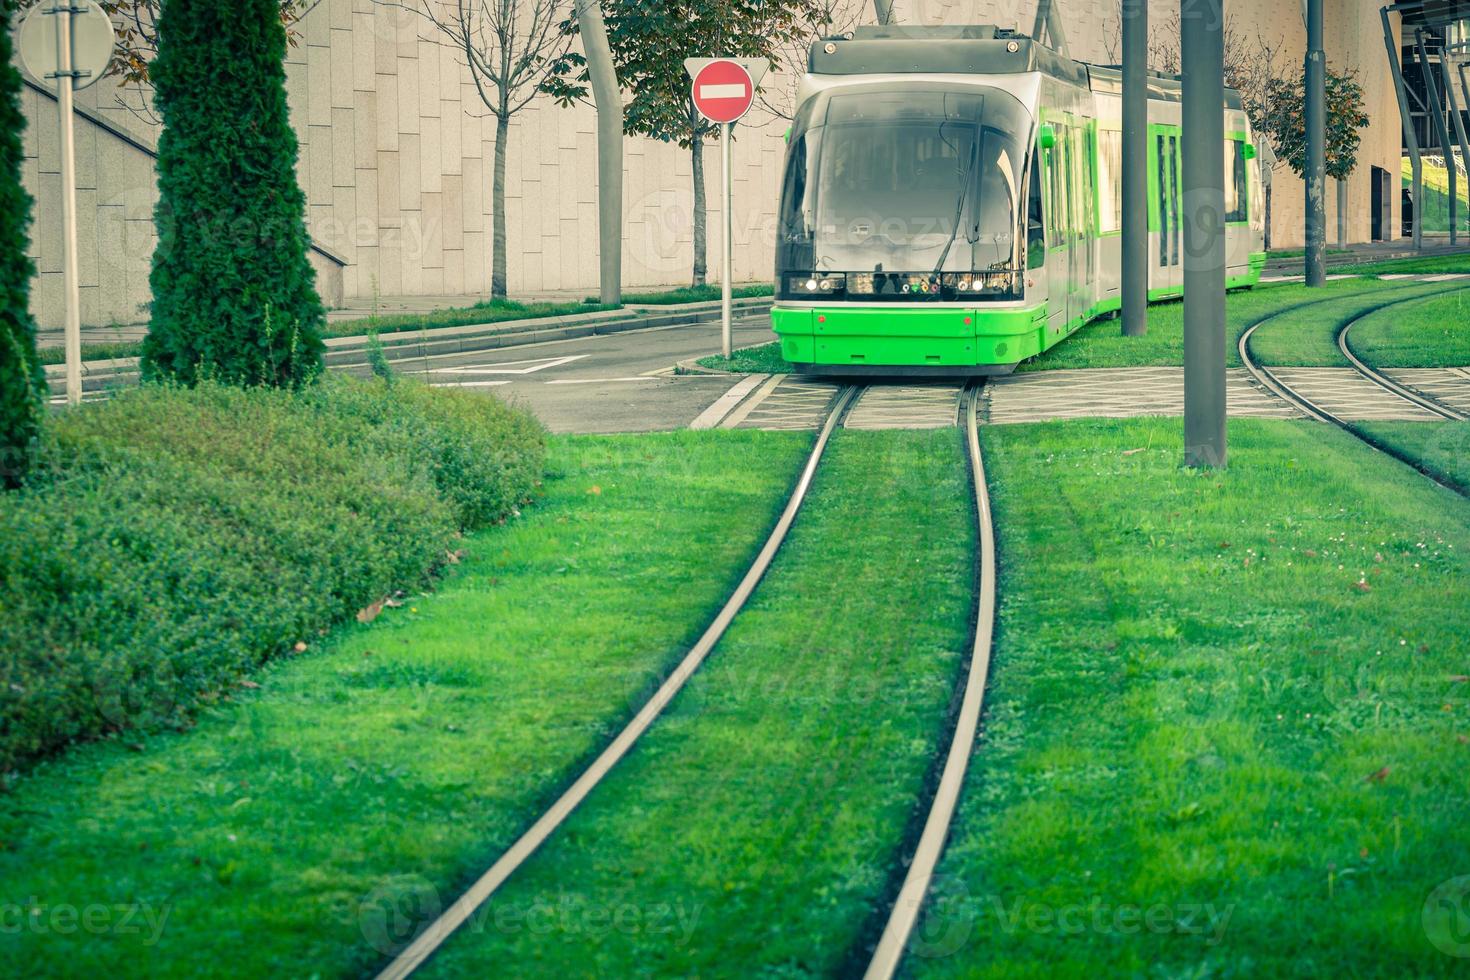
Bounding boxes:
[932,132,981,279]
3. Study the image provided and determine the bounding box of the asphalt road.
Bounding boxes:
[357,314,777,434]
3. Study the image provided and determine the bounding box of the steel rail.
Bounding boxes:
[862,382,998,980]
[1338,309,1469,422]
[374,384,862,980]
[1239,290,1470,496]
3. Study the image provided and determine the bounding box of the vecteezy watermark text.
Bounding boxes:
[986,895,1234,946]
[0,898,171,946]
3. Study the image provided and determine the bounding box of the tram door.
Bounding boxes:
[1155,132,1182,293]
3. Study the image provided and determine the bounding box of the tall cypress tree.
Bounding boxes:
[143,0,324,387]
[0,2,45,488]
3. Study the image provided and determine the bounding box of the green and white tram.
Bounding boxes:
[772,25,1267,375]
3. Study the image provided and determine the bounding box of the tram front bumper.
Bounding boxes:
[772,304,1048,371]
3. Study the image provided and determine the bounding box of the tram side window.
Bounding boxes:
[1098,129,1122,234]
[1224,139,1248,224]
[1027,150,1045,269]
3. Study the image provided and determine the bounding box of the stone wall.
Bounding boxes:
[16,0,1412,330]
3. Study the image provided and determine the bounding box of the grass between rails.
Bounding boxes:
[1345,290,1470,368]
[1241,280,1467,368]
[423,429,976,977]
[0,430,810,977]
[911,417,1470,979]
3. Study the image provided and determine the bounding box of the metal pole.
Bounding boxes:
[1418,29,1458,245]
[1182,0,1226,470]
[51,1,81,406]
[721,121,732,360]
[1122,0,1147,337]
[1305,0,1327,286]
[1443,51,1470,238]
[1383,5,1423,249]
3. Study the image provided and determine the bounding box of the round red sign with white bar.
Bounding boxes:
[691,60,755,124]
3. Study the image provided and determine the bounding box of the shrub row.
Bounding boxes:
[0,376,545,779]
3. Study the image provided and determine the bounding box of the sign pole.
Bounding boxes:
[51,1,82,406]
[686,57,763,362]
[721,121,732,359]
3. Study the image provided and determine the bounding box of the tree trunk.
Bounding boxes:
[576,0,622,305]
[492,113,509,299]
[691,134,707,287]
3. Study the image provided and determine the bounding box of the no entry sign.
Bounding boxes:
[689,59,755,124]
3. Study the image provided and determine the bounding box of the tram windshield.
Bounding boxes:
[777,88,1033,301]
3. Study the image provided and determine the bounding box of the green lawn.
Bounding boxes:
[1345,291,1470,368]
[1339,253,1470,277]
[698,281,1447,376]
[423,428,975,977]
[694,341,789,374]
[1356,422,1470,496]
[910,417,1470,979]
[0,430,810,977]
[606,283,773,306]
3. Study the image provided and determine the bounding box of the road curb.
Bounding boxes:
[46,297,775,394]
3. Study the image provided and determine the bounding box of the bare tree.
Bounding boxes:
[16,0,317,127]
[409,0,575,298]
[758,0,868,121]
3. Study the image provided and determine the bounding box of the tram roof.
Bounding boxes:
[808,27,1243,112]
[808,26,1089,87]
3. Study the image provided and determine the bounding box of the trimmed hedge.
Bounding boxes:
[0,377,545,778]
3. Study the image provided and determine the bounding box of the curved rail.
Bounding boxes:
[1338,310,1467,422]
[863,383,998,980]
[375,384,863,980]
[1239,291,1470,496]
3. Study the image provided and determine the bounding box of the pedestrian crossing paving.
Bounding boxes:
[983,367,1300,424]
[695,365,1470,431]
[845,384,963,430]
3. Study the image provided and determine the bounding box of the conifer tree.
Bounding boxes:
[0,2,45,487]
[143,0,324,387]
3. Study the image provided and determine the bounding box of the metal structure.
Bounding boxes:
[1417,28,1459,242]
[1122,0,1148,336]
[1306,0,1328,285]
[1031,0,1070,57]
[1182,0,1228,469]
[1383,1,1470,247]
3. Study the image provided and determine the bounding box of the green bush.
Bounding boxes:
[142,0,324,387]
[0,6,43,488]
[0,377,545,778]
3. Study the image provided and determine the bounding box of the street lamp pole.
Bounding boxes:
[1182,0,1227,469]
[1121,0,1148,337]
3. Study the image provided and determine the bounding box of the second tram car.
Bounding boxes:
[772,25,1267,375]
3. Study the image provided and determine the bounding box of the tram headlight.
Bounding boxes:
[943,271,1022,298]
[787,274,845,295]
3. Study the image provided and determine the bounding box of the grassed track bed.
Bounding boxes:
[910,418,1470,979]
[1346,291,1470,368]
[698,278,1461,376]
[422,429,976,977]
[0,431,810,977]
